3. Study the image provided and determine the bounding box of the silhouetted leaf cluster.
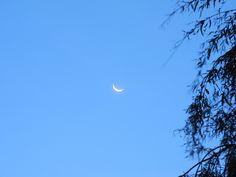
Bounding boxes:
[167,0,236,176]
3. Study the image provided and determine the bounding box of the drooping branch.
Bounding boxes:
[179,144,236,177]
[166,1,236,176]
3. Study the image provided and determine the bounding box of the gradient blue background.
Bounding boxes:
[0,0,200,176]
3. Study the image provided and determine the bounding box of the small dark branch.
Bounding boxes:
[162,5,236,28]
[179,144,236,177]
[179,145,225,176]
[162,8,236,53]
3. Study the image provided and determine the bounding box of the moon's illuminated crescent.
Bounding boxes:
[112,84,124,93]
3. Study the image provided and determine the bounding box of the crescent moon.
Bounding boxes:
[112,84,124,93]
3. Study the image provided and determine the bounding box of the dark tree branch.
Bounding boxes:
[179,144,236,177]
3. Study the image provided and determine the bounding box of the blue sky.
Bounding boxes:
[0,0,200,177]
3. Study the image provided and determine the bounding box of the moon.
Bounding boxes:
[112,84,124,93]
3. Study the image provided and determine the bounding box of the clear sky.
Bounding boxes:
[0,0,200,177]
